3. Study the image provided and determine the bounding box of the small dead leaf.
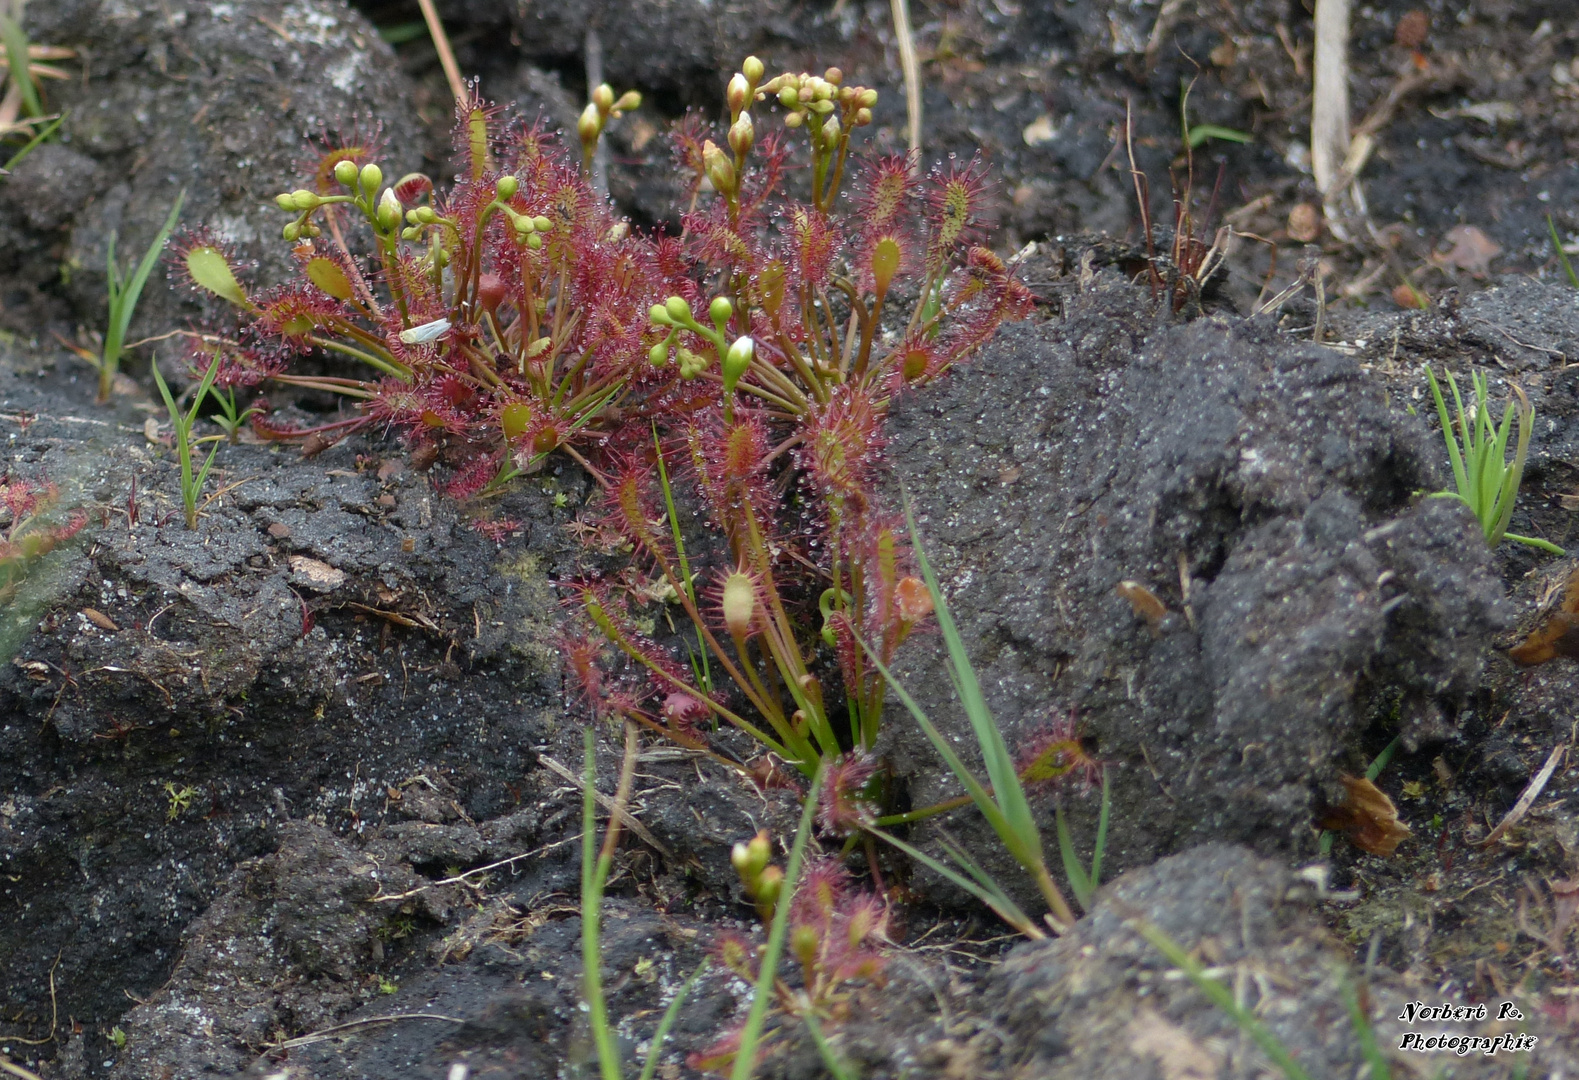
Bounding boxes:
[1209,40,1236,67]
[1126,1009,1221,1080]
[287,555,346,592]
[1116,580,1168,628]
[1316,775,1411,856]
[998,464,1022,485]
[267,522,291,539]
[1392,283,1429,309]
[82,607,119,632]
[143,417,163,444]
[1022,114,1056,147]
[1434,225,1501,277]
[1287,202,1321,243]
[1510,564,1579,666]
[1394,9,1429,50]
[376,458,404,482]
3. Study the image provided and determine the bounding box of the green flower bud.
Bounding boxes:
[664,296,692,324]
[709,296,733,326]
[742,55,764,84]
[613,90,642,114]
[650,303,673,326]
[291,189,319,211]
[728,113,754,158]
[334,159,359,187]
[526,232,542,250]
[727,73,749,116]
[703,140,735,195]
[401,226,420,241]
[592,83,615,114]
[533,216,552,233]
[778,85,799,108]
[495,175,518,200]
[416,205,438,224]
[822,115,841,147]
[577,102,602,144]
[811,98,836,115]
[722,335,754,394]
[377,188,402,231]
[406,208,423,225]
[784,111,803,129]
[275,193,296,211]
[854,107,873,127]
[858,88,879,108]
[824,67,843,85]
[283,221,300,242]
[648,340,669,366]
[358,162,382,197]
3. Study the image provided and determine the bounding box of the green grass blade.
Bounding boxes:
[1130,916,1313,1080]
[901,497,1041,859]
[1490,392,1531,547]
[149,355,181,426]
[1505,533,1566,555]
[102,192,186,379]
[802,1012,855,1080]
[2,112,64,172]
[582,727,623,1080]
[1364,737,1400,782]
[1548,214,1579,289]
[865,825,1040,938]
[730,765,824,1080]
[1089,766,1110,888]
[0,15,40,119]
[1054,806,1094,909]
[1425,369,1469,509]
[636,958,709,1080]
[855,637,1028,867]
[1342,979,1392,1080]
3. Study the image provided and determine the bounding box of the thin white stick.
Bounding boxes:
[891,0,922,175]
[1477,743,1566,848]
[1311,0,1351,197]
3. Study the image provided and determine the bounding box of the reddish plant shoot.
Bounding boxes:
[170,58,1032,780]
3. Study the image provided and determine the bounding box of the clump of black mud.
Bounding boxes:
[3,1,1579,1078]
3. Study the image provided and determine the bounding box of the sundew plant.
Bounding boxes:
[172,58,1032,785]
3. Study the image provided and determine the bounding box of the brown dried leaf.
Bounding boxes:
[1316,775,1411,856]
[1435,225,1501,277]
[1116,580,1168,627]
[81,607,119,632]
[1510,564,1579,666]
[1287,202,1321,243]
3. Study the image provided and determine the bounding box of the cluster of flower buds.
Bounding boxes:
[730,829,784,920]
[760,68,877,145]
[275,159,428,244]
[577,82,642,163]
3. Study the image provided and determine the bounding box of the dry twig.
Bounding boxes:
[1478,744,1566,848]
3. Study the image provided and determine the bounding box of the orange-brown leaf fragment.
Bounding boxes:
[1509,564,1579,666]
[1117,580,1168,628]
[1316,775,1412,856]
[82,607,119,632]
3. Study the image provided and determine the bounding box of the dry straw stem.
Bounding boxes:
[415,0,466,107]
[890,0,922,174]
[1311,0,1350,198]
[1477,743,1566,848]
